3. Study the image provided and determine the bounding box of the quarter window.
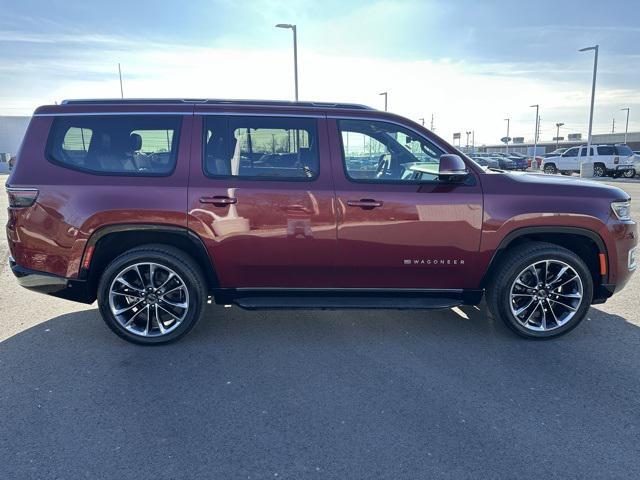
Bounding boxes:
[338,119,444,182]
[47,115,181,175]
[203,116,319,180]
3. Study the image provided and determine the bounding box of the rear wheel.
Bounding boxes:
[487,242,593,339]
[97,245,207,345]
[543,164,557,174]
[593,163,606,177]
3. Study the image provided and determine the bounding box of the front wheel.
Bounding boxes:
[622,168,636,178]
[97,245,207,345]
[487,242,593,339]
[543,164,557,174]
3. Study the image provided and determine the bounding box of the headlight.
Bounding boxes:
[611,200,632,221]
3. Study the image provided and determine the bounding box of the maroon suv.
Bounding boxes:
[6,99,637,344]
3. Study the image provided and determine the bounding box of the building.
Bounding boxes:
[478,131,640,155]
[0,116,31,156]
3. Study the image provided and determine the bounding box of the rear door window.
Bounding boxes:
[597,146,615,156]
[47,115,182,175]
[203,116,319,180]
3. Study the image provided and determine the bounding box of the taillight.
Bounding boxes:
[6,187,39,208]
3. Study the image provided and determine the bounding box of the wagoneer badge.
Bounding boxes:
[404,259,465,265]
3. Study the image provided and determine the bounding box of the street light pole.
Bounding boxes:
[530,104,539,168]
[504,118,510,154]
[465,131,471,148]
[555,122,564,149]
[118,63,124,99]
[275,24,299,101]
[379,92,388,111]
[579,45,598,166]
[621,107,630,144]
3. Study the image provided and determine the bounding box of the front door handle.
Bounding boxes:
[199,195,238,206]
[346,199,383,209]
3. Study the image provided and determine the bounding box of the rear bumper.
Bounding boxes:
[9,257,95,304]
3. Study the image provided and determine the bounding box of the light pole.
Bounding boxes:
[621,107,630,144]
[465,131,471,148]
[504,118,510,154]
[275,24,299,101]
[555,122,564,149]
[579,45,598,165]
[530,104,539,167]
[118,63,124,99]
[379,92,388,111]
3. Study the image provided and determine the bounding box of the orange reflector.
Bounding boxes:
[599,253,607,275]
[82,245,95,270]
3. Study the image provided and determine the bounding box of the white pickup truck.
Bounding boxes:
[541,144,636,177]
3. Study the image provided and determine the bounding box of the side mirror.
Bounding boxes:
[438,154,468,180]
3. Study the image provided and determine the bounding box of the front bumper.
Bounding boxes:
[9,257,95,304]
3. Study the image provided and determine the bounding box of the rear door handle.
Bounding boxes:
[346,199,383,209]
[199,195,238,206]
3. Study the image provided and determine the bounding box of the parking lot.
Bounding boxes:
[1,173,639,479]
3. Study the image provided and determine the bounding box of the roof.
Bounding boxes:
[60,98,375,110]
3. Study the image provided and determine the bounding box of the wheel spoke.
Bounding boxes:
[514,297,536,316]
[554,292,581,299]
[528,265,541,285]
[161,284,184,297]
[157,273,175,291]
[546,299,560,325]
[160,298,188,310]
[539,301,547,330]
[115,277,143,293]
[125,304,149,327]
[522,301,540,326]
[111,290,142,299]
[548,265,570,286]
[157,304,183,322]
[554,274,578,290]
[548,298,578,311]
[113,299,144,316]
[149,263,156,288]
[134,265,146,288]
[154,305,167,334]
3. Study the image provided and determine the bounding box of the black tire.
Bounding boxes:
[543,163,557,174]
[622,168,636,178]
[97,245,208,345]
[593,163,606,177]
[486,242,593,339]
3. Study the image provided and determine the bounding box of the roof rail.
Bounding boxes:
[60,98,375,110]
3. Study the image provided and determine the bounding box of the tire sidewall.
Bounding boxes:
[98,250,206,345]
[494,248,594,339]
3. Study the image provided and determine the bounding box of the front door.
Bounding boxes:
[187,110,337,288]
[328,117,483,290]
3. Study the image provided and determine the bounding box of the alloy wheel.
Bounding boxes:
[593,165,605,177]
[509,260,583,332]
[108,262,190,337]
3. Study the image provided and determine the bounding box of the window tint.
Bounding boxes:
[615,145,633,156]
[203,116,318,180]
[563,148,579,157]
[597,146,615,155]
[580,147,594,156]
[47,115,181,175]
[338,119,444,182]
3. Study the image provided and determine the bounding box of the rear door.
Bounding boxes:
[327,117,483,290]
[187,108,337,288]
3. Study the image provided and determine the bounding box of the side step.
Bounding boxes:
[231,295,463,310]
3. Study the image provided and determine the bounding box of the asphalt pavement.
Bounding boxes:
[1,174,639,479]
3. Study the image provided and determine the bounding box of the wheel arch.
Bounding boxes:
[80,224,219,299]
[481,226,609,299]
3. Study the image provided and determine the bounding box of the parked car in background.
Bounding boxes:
[544,148,567,157]
[541,144,635,177]
[6,98,637,344]
[9,156,16,170]
[471,156,500,169]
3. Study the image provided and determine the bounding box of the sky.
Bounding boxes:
[0,0,639,145]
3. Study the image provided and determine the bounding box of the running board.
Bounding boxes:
[228,294,462,310]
